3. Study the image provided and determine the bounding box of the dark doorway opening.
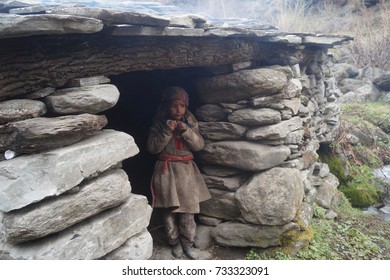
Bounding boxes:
[105,67,207,226]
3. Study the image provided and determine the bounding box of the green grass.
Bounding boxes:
[246,195,390,260]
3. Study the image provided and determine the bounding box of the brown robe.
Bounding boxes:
[147,120,211,213]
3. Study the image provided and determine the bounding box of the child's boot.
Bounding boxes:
[183,245,211,260]
[172,243,183,258]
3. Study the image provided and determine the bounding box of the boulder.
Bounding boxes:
[0,99,46,124]
[45,84,120,114]
[211,221,299,248]
[316,173,339,209]
[199,141,291,171]
[227,108,281,126]
[0,194,152,260]
[284,78,303,98]
[0,129,139,212]
[199,188,241,220]
[196,69,287,103]
[199,122,246,141]
[235,168,304,225]
[203,174,245,191]
[0,114,107,153]
[3,169,131,244]
[331,63,359,81]
[102,230,153,260]
[246,116,303,141]
[373,72,390,91]
[195,104,227,122]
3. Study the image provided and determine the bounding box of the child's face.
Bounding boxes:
[168,99,186,120]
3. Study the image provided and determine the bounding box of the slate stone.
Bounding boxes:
[3,169,131,244]
[199,141,291,171]
[315,173,339,209]
[235,167,304,225]
[201,165,241,177]
[0,194,152,260]
[65,76,111,88]
[0,129,139,212]
[0,114,108,153]
[48,6,170,27]
[227,108,281,126]
[196,69,288,103]
[0,14,103,38]
[203,174,245,191]
[211,221,299,248]
[45,84,120,114]
[199,121,246,141]
[195,104,227,122]
[199,188,241,220]
[246,116,303,141]
[0,99,47,124]
[102,229,153,260]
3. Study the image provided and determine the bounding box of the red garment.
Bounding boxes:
[158,153,194,173]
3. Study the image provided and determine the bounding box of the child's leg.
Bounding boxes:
[178,213,196,247]
[163,209,180,246]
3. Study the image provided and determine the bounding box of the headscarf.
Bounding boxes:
[161,86,189,106]
[156,86,198,129]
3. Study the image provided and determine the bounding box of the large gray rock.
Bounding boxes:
[199,141,291,171]
[315,173,339,209]
[102,229,153,260]
[0,14,103,38]
[0,194,152,260]
[227,108,281,126]
[211,221,299,248]
[199,122,246,141]
[235,168,304,225]
[201,165,241,177]
[48,6,170,27]
[195,104,227,122]
[196,69,287,103]
[203,174,245,191]
[0,129,139,212]
[45,84,120,114]
[284,78,303,98]
[0,114,107,153]
[199,189,241,220]
[3,169,131,244]
[373,72,390,91]
[0,99,47,124]
[246,116,303,141]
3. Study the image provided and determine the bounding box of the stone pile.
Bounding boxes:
[193,53,340,249]
[331,63,390,103]
[0,76,153,260]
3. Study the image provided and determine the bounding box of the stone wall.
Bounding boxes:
[193,52,340,249]
[0,78,153,260]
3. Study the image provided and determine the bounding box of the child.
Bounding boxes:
[147,86,211,260]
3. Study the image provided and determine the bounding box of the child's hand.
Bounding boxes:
[166,120,177,131]
[176,121,187,133]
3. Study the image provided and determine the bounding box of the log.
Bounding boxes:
[0,34,284,99]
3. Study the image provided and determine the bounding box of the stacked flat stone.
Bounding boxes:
[194,56,340,248]
[0,77,152,260]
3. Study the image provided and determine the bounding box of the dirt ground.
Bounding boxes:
[149,225,248,260]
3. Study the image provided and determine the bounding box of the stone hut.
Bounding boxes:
[0,1,352,259]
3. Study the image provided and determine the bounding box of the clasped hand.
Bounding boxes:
[166,120,187,132]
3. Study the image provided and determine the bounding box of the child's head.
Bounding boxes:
[156,86,189,120]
